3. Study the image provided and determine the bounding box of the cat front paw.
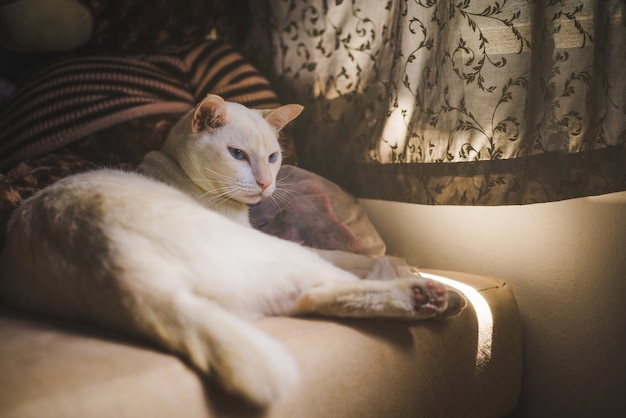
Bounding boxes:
[411,279,466,319]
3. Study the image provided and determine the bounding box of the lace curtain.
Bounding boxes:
[244,0,626,205]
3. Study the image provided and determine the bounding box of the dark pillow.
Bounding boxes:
[250,165,386,257]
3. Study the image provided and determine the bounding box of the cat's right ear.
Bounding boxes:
[192,94,228,134]
[263,104,304,133]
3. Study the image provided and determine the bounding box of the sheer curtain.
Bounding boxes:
[244,0,625,205]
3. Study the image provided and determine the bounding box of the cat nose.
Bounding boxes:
[257,178,270,191]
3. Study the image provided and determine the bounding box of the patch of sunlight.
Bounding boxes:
[420,271,494,370]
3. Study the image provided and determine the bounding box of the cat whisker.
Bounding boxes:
[266,195,289,213]
[202,166,237,182]
[195,184,239,204]
[179,165,239,190]
[199,194,234,210]
[185,171,236,184]
[199,186,239,201]
[276,165,299,184]
[186,177,236,189]
[267,187,296,212]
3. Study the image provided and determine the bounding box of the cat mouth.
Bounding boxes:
[238,193,265,204]
[237,187,274,204]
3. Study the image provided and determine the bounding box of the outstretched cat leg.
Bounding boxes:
[126,291,299,406]
[295,277,465,320]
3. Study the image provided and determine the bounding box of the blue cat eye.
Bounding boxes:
[268,152,279,163]
[228,147,246,161]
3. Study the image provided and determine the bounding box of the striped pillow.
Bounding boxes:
[0,40,280,171]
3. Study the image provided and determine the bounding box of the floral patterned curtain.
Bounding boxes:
[244,0,626,205]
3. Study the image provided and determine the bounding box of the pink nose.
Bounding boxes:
[257,179,270,191]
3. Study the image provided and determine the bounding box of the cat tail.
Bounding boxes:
[132,290,300,406]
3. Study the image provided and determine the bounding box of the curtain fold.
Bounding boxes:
[244,0,626,205]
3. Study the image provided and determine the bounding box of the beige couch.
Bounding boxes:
[0,269,521,418]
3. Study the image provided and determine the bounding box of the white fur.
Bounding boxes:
[0,95,463,405]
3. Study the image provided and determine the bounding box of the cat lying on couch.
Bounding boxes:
[0,95,465,405]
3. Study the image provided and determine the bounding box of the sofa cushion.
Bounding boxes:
[0,269,522,418]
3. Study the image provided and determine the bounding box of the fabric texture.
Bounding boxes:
[243,0,626,205]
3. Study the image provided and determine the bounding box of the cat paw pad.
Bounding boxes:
[412,280,465,318]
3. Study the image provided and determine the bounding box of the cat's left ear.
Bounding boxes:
[192,94,228,133]
[263,104,304,132]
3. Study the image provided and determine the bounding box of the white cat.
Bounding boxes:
[0,95,464,405]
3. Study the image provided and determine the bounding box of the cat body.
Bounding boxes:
[0,95,464,405]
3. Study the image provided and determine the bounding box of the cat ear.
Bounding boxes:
[263,104,304,132]
[192,94,228,133]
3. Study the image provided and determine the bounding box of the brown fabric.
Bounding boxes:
[0,40,281,171]
[0,269,522,418]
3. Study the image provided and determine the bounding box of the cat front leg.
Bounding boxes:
[294,277,465,320]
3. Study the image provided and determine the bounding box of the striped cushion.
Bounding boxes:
[0,40,280,171]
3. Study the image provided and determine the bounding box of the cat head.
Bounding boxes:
[163,94,303,206]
